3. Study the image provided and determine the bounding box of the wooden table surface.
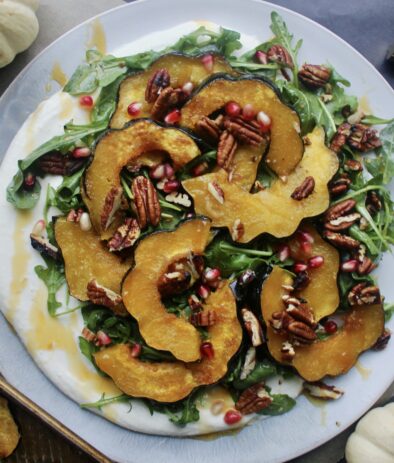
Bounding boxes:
[1,1,393,462]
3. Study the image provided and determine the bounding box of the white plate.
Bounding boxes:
[0,0,393,461]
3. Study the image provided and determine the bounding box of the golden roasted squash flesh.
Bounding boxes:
[288,225,340,321]
[181,76,303,177]
[122,218,211,363]
[183,127,339,243]
[110,53,234,129]
[55,218,131,313]
[261,267,385,381]
[83,119,201,236]
[94,282,242,402]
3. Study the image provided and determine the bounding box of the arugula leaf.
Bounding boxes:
[233,361,277,389]
[270,11,302,86]
[361,115,394,126]
[326,85,357,126]
[91,76,124,123]
[34,256,66,316]
[258,394,296,416]
[329,67,351,87]
[205,238,273,277]
[384,303,394,322]
[7,121,106,210]
[164,393,200,427]
[81,393,132,410]
[370,122,394,184]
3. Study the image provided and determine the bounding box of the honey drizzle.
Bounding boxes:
[50,62,68,88]
[86,19,107,54]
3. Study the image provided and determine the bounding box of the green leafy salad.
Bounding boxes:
[6,12,394,428]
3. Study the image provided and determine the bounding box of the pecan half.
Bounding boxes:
[324,199,356,222]
[291,176,315,200]
[145,68,170,103]
[158,255,203,298]
[348,282,381,306]
[366,191,382,214]
[285,302,317,329]
[271,308,317,345]
[330,123,351,153]
[150,86,181,121]
[324,212,361,232]
[323,231,360,250]
[329,174,351,196]
[303,381,344,400]
[345,159,363,172]
[298,64,331,88]
[223,116,264,146]
[217,130,238,170]
[196,115,223,143]
[67,208,84,223]
[235,384,273,415]
[100,186,124,231]
[132,176,161,229]
[241,308,264,347]
[108,218,140,252]
[37,152,86,176]
[87,279,122,309]
[287,321,317,344]
[372,329,391,350]
[281,341,295,362]
[347,124,381,152]
[357,255,377,275]
[267,45,294,68]
[190,310,216,327]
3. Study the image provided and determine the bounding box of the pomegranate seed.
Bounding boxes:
[242,104,256,121]
[203,267,221,282]
[127,101,142,116]
[308,255,324,269]
[298,230,314,244]
[24,172,36,189]
[224,409,242,425]
[192,162,209,177]
[341,259,358,273]
[277,244,290,262]
[197,284,210,300]
[72,147,91,158]
[164,164,175,179]
[67,208,83,223]
[188,294,203,311]
[130,343,142,358]
[182,81,194,94]
[163,179,180,193]
[79,95,93,107]
[300,241,313,255]
[150,164,165,180]
[201,54,214,72]
[237,269,256,286]
[324,320,338,334]
[257,111,272,132]
[255,50,268,64]
[294,263,308,273]
[96,330,112,346]
[225,101,241,118]
[164,109,181,125]
[200,341,214,359]
[31,219,46,236]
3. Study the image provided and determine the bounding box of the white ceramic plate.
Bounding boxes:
[0,0,393,461]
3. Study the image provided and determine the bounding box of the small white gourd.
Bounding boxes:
[345,403,394,463]
[0,0,39,68]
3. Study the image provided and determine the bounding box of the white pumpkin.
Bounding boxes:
[345,403,394,463]
[0,0,39,68]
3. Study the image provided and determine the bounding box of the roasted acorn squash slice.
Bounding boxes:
[54,218,132,314]
[181,74,304,178]
[122,218,211,362]
[110,53,234,129]
[288,225,340,320]
[260,266,384,381]
[183,127,339,242]
[83,119,201,237]
[94,281,242,402]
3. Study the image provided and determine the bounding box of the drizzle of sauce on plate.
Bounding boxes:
[86,19,107,54]
[50,62,68,88]
[355,360,371,380]
[304,394,327,426]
